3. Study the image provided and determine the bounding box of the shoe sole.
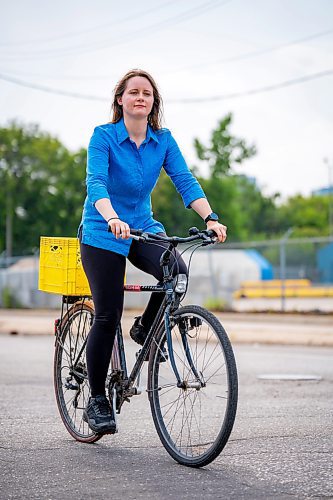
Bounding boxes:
[83,411,117,435]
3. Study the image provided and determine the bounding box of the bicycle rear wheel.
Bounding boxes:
[148,305,238,467]
[54,301,101,443]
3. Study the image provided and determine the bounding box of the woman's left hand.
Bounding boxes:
[206,221,227,243]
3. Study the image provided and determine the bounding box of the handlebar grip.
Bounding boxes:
[107,226,143,237]
[130,229,143,237]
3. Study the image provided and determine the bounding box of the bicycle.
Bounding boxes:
[52,227,238,468]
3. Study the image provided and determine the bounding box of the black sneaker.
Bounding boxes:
[83,395,116,434]
[129,316,147,346]
[130,316,168,362]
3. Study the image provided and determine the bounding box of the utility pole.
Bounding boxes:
[5,189,13,261]
[5,169,13,265]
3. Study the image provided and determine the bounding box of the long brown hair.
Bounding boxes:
[110,69,163,130]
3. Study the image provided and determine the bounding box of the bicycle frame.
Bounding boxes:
[112,280,179,411]
[117,239,202,399]
[57,229,215,412]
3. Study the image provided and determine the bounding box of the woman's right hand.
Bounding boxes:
[108,218,131,239]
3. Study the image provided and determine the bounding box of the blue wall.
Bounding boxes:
[317,242,333,283]
[246,250,273,280]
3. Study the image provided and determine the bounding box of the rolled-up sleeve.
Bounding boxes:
[86,127,110,205]
[163,132,206,208]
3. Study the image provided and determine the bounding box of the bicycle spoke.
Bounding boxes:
[204,364,227,384]
[54,304,103,443]
[149,306,238,466]
[169,391,185,437]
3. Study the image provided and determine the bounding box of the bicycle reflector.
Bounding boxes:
[54,318,60,335]
[174,273,187,293]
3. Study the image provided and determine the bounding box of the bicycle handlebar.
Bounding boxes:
[129,227,217,245]
[107,225,217,245]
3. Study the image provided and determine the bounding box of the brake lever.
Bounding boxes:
[201,230,217,246]
[204,229,216,238]
[130,232,148,242]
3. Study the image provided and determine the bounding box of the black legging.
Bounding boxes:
[80,236,187,397]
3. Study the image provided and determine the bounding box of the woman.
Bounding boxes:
[79,69,227,434]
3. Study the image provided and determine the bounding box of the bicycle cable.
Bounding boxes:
[131,230,215,296]
[169,240,207,298]
[134,237,181,279]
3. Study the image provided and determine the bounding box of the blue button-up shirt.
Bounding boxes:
[79,117,206,256]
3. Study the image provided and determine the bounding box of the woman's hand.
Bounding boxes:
[206,221,227,243]
[108,218,131,239]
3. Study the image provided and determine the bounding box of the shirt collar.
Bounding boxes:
[115,117,159,144]
[115,117,129,144]
[146,124,159,144]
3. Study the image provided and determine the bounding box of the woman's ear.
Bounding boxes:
[117,96,122,106]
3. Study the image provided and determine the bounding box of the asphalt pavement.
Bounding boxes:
[0,334,332,499]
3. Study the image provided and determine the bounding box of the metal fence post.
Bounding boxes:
[207,247,219,298]
[280,228,294,311]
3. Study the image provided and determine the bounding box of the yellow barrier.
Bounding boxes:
[240,279,311,288]
[233,279,333,299]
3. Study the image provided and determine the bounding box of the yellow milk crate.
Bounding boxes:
[39,236,91,295]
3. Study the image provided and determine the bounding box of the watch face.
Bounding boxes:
[206,212,219,223]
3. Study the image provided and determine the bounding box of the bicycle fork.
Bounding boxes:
[165,307,205,390]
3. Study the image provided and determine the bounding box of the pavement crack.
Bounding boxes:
[6,447,63,452]
[114,445,163,449]
[223,449,333,457]
[230,434,299,442]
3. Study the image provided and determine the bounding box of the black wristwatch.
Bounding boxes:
[204,212,219,224]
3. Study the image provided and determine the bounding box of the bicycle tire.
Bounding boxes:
[54,301,102,443]
[148,305,238,467]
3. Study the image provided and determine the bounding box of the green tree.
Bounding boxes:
[152,114,260,240]
[152,168,251,240]
[277,194,331,237]
[234,175,281,239]
[193,113,256,177]
[0,121,86,255]
[151,170,203,235]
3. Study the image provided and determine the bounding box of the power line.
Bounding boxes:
[0,0,232,61]
[0,0,180,47]
[1,24,330,82]
[167,68,333,102]
[0,73,108,101]
[0,67,120,81]
[1,26,332,83]
[1,68,332,103]
[165,27,333,74]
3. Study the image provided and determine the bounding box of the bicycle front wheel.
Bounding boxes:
[148,305,238,467]
[54,301,101,443]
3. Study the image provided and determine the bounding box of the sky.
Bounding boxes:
[1,0,333,199]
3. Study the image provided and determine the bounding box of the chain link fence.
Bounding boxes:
[219,236,333,312]
[0,236,332,312]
